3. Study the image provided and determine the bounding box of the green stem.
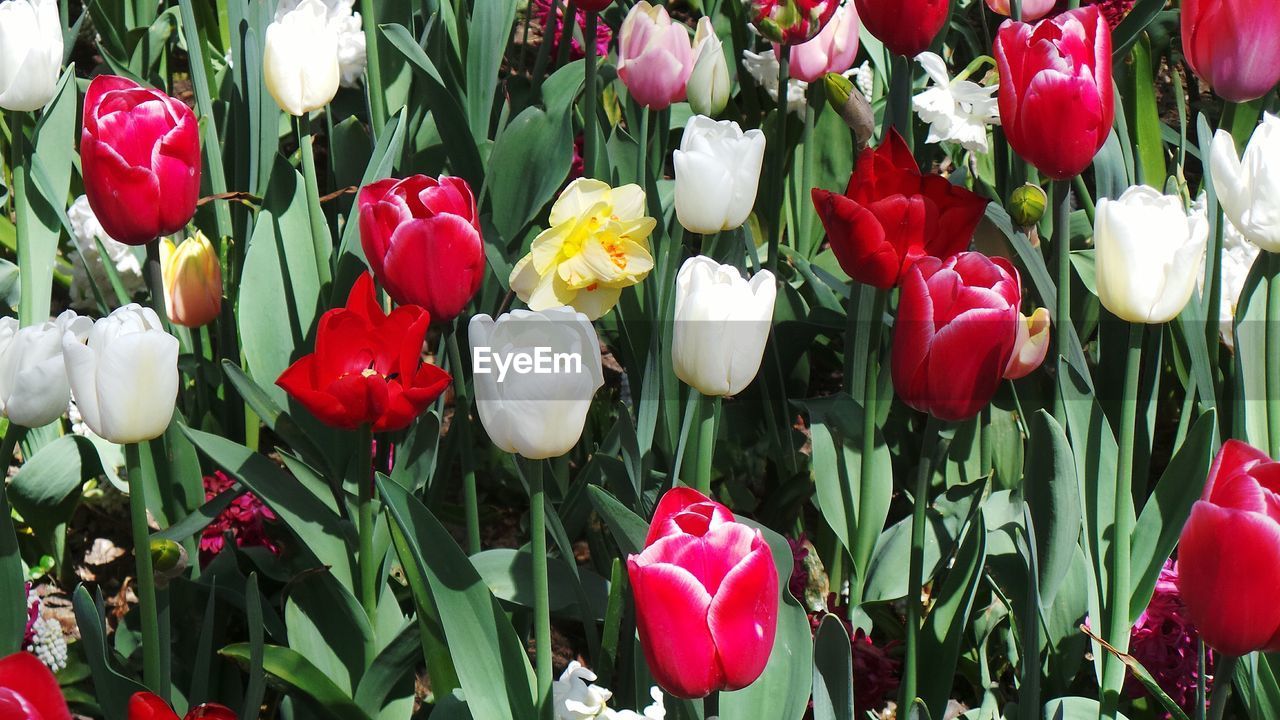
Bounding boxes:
[636,106,650,189]
[298,113,333,287]
[11,111,39,328]
[530,0,564,96]
[1203,192,1225,405]
[1207,654,1238,720]
[1101,323,1144,720]
[356,425,377,621]
[0,425,27,654]
[694,394,721,495]
[583,10,600,179]
[447,329,481,555]
[1268,254,1280,457]
[890,54,914,151]
[1196,641,1207,720]
[360,0,388,135]
[768,52,789,275]
[556,1,578,66]
[527,458,552,719]
[851,288,887,604]
[1052,180,1072,426]
[126,443,163,693]
[673,387,699,485]
[902,415,949,709]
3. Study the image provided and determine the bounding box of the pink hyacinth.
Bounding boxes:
[1127,560,1213,714]
[532,0,612,61]
[199,471,280,565]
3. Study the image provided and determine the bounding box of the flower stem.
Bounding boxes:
[902,415,950,709]
[583,10,600,179]
[673,387,699,484]
[298,112,333,287]
[0,425,28,655]
[768,51,789,275]
[890,54,914,152]
[1207,654,1238,720]
[1101,322,1144,720]
[1052,180,1072,426]
[356,424,377,621]
[694,394,721,495]
[11,111,42,328]
[446,329,481,556]
[526,458,553,720]
[360,0,388,135]
[852,287,887,604]
[126,442,163,694]
[144,240,168,326]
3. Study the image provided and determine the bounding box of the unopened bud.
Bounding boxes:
[150,538,189,588]
[824,73,874,150]
[1008,183,1048,228]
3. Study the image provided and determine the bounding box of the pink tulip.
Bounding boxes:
[628,488,778,699]
[984,0,1056,21]
[617,1,695,110]
[779,2,860,83]
[1183,0,1280,103]
[1003,307,1050,380]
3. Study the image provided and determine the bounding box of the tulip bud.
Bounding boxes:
[0,311,91,428]
[617,2,695,111]
[62,305,180,444]
[688,18,730,117]
[160,232,223,329]
[856,0,948,58]
[1177,440,1280,656]
[984,0,1056,21]
[81,76,202,246]
[628,488,778,699]
[672,257,777,397]
[673,117,767,235]
[1183,0,1280,103]
[823,72,874,149]
[150,538,189,589]
[1094,186,1208,324]
[0,0,63,112]
[264,0,342,116]
[469,307,605,460]
[1003,307,1050,380]
[1008,183,1048,227]
[749,0,838,45]
[1211,114,1280,252]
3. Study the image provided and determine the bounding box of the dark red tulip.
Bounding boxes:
[129,692,236,720]
[994,6,1114,180]
[1177,440,1280,656]
[628,488,778,699]
[1182,0,1280,102]
[276,272,451,432]
[0,652,70,720]
[80,75,201,246]
[891,252,1021,422]
[577,0,614,10]
[854,0,949,57]
[812,129,990,290]
[359,175,485,323]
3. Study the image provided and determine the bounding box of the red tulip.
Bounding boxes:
[358,175,485,323]
[0,652,70,720]
[628,487,778,699]
[749,0,838,45]
[854,0,948,57]
[994,6,1113,180]
[80,75,201,246]
[891,252,1021,421]
[1183,0,1280,103]
[811,129,990,290]
[1176,440,1280,656]
[276,272,451,432]
[128,692,236,720]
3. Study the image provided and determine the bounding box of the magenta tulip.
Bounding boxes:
[1177,440,1280,656]
[1183,0,1280,102]
[80,75,202,246]
[891,252,1022,422]
[994,6,1114,180]
[855,0,948,58]
[359,174,485,323]
[617,2,695,111]
[628,488,778,699]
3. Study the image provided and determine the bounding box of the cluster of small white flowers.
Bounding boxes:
[274,0,367,87]
[742,50,871,116]
[554,662,666,720]
[912,52,1000,154]
[66,195,146,310]
[25,589,67,672]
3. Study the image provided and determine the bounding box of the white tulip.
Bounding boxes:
[0,311,90,427]
[263,0,341,116]
[673,116,766,234]
[469,307,604,460]
[672,257,776,396]
[0,0,63,112]
[1211,113,1280,252]
[687,18,730,118]
[1095,186,1208,325]
[274,0,366,88]
[62,305,179,444]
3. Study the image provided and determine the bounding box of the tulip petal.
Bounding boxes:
[627,560,722,698]
[707,537,778,691]
[0,652,70,720]
[811,189,899,289]
[93,329,179,443]
[645,487,734,546]
[128,693,182,720]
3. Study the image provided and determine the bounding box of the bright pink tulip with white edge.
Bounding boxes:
[984,0,1056,21]
[617,1,695,110]
[1182,0,1280,102]
[778,2,860,83]
[628,487,778,699]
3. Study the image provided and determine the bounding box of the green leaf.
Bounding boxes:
[918,515,987,718]
[1083,627,1191,720]
[1042,697,1131,720]
[221,359,334,478]
[7,434,92,535]
[283,570,375,695]
[465,0,518,136]
[0,475,23,655]
[377,475,536,720]
[1023,411,1081,609]
[353,621,421,712]
[472,548,611,620]
[220,644,371,720]
[332,107,409,297]
[1129,35,1165,187]
[812,615,854,720]
[587,484,649,556]
[1233,254,1276,449]
[72,585,147,720]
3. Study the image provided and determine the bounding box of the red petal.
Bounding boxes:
[128,693,180,720]
[627,559,721,698]
[0,653,70,720]
[708,536,778,691]
[811,189,899,289]
[645,488,734,546]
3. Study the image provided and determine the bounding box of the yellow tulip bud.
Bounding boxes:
[160,232,223,328]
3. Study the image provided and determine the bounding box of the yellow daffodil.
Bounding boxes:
[510,178,657,319]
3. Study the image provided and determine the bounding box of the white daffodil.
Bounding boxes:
[912,52,1000,153]
[554,662,613,720]
[743,48,872,116]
